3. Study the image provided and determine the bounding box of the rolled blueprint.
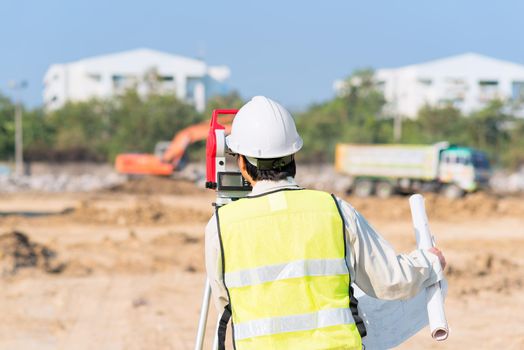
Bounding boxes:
[409,194,449,341]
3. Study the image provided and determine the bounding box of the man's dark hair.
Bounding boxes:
[242,155,296,181]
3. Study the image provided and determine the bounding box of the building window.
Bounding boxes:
[446,77,466,85]
[375,80,386,92]
[87,73,102,82]
[443,77,467,102]
[112,74,129,89]
[512,81,524,101]
[417,77,433,86]
[186,77,202,100]
[160,75,174,81]
[478,80,499,102]
[438,98,463,108]
[112,75,125,81]
[479,80,498,86]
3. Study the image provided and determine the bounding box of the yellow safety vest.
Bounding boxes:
[217,189,364,350]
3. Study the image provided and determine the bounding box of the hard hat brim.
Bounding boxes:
[226,134,303,159]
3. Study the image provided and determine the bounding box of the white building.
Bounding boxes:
[43,48,231,112]
[334,53,524,118]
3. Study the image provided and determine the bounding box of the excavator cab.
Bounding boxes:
[154,141,171,160]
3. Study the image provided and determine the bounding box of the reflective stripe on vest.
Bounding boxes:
[234,307,353,340]
[217,189,362,350]
[225,258,349,288]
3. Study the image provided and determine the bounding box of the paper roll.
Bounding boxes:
[409,194,449,341]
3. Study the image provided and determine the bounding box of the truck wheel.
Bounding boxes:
[442,184,464,199]
[376,181,394,198]
[354,179,374,197]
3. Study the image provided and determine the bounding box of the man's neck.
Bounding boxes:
[249,178,299,196]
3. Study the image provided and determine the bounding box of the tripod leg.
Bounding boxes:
[212,314,221,349]
[194,279,212,350]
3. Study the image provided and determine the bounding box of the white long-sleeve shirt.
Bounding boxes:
[205,178,444,312]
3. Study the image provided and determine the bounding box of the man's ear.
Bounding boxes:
[238,155,256,186]
[237,155,247,173]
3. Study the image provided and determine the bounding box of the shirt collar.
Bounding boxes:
[248,177,300,196]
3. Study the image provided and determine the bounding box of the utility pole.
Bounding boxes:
[392,74,402,142]
[8,80,27,176]
[394,113,402,142]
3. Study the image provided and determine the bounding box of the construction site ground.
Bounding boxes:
[1,177,523,349]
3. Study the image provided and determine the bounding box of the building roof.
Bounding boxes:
[379,53,524,78]
[55,48,210,76]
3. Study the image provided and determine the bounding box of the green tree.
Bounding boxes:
[27,89,203,162]
[3,73,523,171]
[0,94,15,159]
[297,69,389,161]
[501,118,524,169]
[23,107,55,161]
[296,98,349,161]
[341,70,391,143]
[204,91,245,117]
[464,100,511,163]
[45,98,111,161]
[105,90,202,160]
[408,104,468,145]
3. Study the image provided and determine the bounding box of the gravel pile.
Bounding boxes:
[490,167,524,194]
[0,173,125,193]
[298,164,524,195]
[0,161,522,194]
[295,164,353,193]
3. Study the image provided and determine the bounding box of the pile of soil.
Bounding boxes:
[108,177,205,195]
[70,199,210,226]
[0,229,204,278]
[64,232,205,276]
[346,192,524,221]
[447,253,524,296]
[0,231,66,276]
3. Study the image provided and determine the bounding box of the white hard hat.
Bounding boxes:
[226,96,303,159]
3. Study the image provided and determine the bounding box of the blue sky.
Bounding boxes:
[1,0,523,110]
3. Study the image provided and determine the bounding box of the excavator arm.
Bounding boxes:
[161,119,232,168]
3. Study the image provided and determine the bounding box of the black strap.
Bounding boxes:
[218,304,232,350]
[253,155,294,170]
[330,193,367,339]
[349,285,367,338]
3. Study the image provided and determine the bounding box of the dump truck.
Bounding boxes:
[335,142,491,198]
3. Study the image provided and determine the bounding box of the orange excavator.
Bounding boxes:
[115,115,233,176]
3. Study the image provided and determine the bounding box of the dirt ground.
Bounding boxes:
[0,178,523,349]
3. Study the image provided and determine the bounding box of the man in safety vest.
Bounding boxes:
[205,96,446,350]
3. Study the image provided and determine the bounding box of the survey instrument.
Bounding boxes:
[195,109,252,350]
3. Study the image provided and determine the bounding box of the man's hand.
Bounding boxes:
[429,247,446,269]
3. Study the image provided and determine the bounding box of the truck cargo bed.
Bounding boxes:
[335,143,447,180]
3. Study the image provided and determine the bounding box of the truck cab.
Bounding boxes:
[438,147,491,195]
